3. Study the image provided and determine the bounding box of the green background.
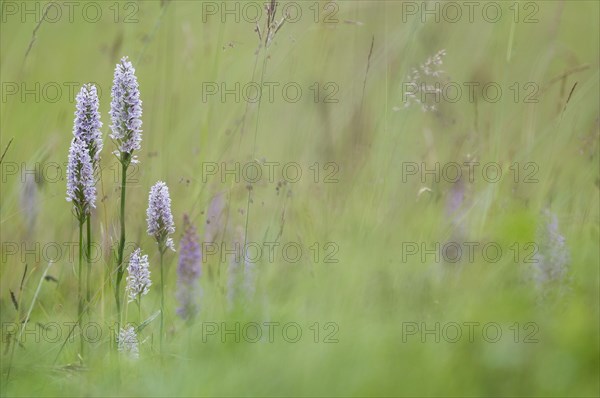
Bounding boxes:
[1,1,599,396]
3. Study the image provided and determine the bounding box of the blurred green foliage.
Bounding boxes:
[0,1,598,396]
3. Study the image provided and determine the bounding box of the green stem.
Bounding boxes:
[78,219,84,356]
[115,159,129,330]
[86,215,91,319]
[138,295,142,325]
[159,250,165,354]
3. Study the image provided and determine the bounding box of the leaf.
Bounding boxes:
[136,310,161,334]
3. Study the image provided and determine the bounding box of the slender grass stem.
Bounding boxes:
[6,262,52,385]
[243,50,269,251]
[251,53,269,157]
[0,137,14,166]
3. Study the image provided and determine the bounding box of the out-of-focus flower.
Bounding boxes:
[21,174,38,239]
[532,209,570,293]
[117,325,139,359]
[204,192,226,244]
[176,214,202,320]
[227,227,256,308]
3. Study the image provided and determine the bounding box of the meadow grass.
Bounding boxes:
[0,1,599,396]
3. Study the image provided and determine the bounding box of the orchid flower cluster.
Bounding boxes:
[65,56,258,360]
[109,57,143,166]
[65,57,199,359]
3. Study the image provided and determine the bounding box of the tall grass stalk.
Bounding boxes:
[6,262,52,384]
[0,137,14,166]
[243,51,270,254]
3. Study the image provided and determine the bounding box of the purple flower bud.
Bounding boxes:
[125,248,151,303]
[117,325,139,359]
[109,56,142,164]
[176,214,202,319]
[66,137,96,221]
[147,181,175,252]
[73,83,103,170]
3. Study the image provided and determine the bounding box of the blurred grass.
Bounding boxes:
[1,0,599,396]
